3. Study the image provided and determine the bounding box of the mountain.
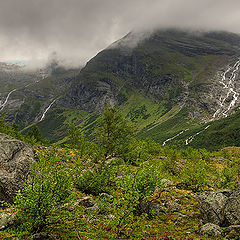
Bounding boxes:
[2,29,240,149]
[0,62,79,141]
[57,29,240,148]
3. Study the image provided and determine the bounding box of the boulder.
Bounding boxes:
[198,191,228,226]
[227,225,240,233]
[31,232,53,240]
[160,179,173,188]
[199,189,240,227]
[0,212,18,230]
[224,189,240,225]
[136,201,167,216]
[0,133,34,203]
[200,223,222,237]
[165,200,181,212]
[78,196,96,208]
[99,193,114,203]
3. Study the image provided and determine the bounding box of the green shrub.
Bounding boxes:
[15,148,73,233]
[76,161,122,195]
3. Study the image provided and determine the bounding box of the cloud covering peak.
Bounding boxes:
[0,0,240,68]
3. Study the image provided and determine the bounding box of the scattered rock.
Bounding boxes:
[224,189,240,225]
[31,232,53,240]
[198,191,228,226]
[216,157,226,162]
[160,179,173,188]
[217,189,233,197]
[176,182,191,190]
[62,200,80,211]
[0,212,18,230]
[165,201,181,212]
[86,216,99,225]
[227,225,240,233]
[104,214,115,220]
[200,223,222,237]
[0,133,34,203]
[136,201,167,216]
[85,204,100,214]
[78,196,96,208]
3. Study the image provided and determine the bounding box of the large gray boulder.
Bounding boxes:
[224,189,240,225]
[200,223,222,237]
[199,189,240,227]
[198,191,228,226]
[0,212,18,230]
[0,133,34,203]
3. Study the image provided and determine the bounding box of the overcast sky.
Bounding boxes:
[1,0,240,68]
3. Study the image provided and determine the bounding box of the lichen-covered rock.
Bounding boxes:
[136,201,168,216]
[160,179,173,188]
[0,133,34,203]
[165,200,181,212]
[200,223,222,237]
[0,212,18,230]
[78,196,96,208]
[227,225,240,233]
[31,232,53,240]
[198,191,228,226]
[224,189,240,225]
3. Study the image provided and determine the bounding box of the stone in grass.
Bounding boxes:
[0,133,34,203]
[200,223,222,237]
[227,225,240,233]
[224,189,240,225]
[136,201,168,216]
[198,191,228,226]
[0,213,18,230]
[78,196,96,208]
[165,201,181,213]
[160,179,174,188]
[31,232,53,240]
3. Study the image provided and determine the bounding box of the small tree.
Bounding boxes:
[27,125,43,143]
[67,124,89,157]
[96,105,135,161]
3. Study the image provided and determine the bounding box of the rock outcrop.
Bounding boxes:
[200,223,222,237]
[0,133,34,203]
[198,189,240,227]
[224,189,240,225]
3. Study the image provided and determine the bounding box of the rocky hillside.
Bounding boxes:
[0,132,239,239]
[57,29,240,148]
[0,62,79,132]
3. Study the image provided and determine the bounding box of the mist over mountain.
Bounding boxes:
[1,0,240,68]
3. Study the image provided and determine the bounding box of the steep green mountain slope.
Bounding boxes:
[58,29,240,147]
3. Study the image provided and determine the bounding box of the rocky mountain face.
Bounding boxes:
[0,62,78,129]
[62,30,240,120]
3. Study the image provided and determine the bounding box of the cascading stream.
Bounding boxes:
[0,89,17,111]
[212,59,240,119]
[162,58,240,146]
[39,99,56,122]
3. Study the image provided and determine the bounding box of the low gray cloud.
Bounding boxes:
[0,0,240,68]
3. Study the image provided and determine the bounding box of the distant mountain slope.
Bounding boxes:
[62,30,240,115]
[0,63,79,130]
[57,29,240,147]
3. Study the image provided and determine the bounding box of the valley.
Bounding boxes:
[1,30,240,150]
